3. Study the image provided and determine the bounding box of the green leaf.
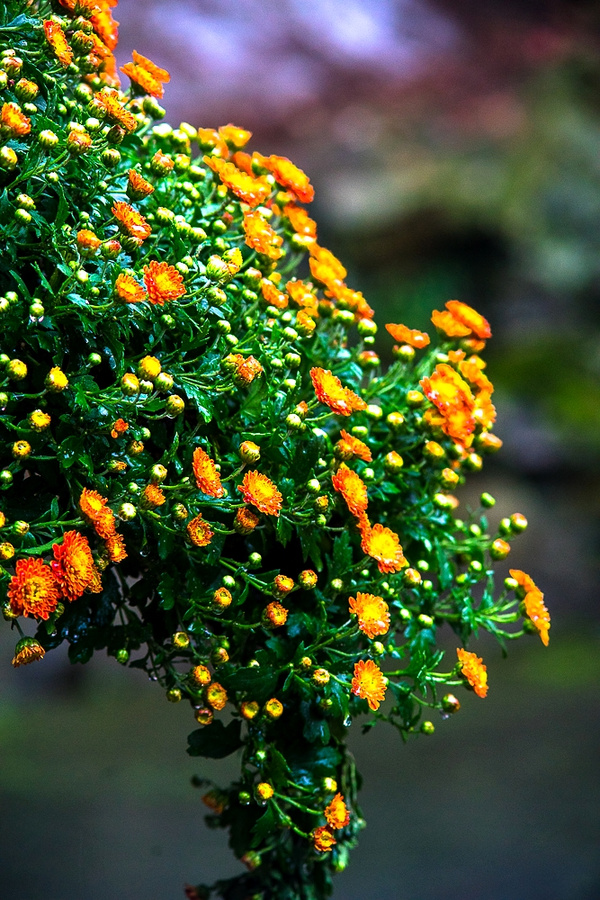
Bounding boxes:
[332,530,353,576]
[250,805,276,847]
[276,514,293,547]
[187,720,242,759]
[157,572,177,611]
[222,665,279,702]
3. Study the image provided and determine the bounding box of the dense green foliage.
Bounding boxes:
[0,3,547,898]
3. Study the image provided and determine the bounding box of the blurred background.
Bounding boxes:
[2,1,599,897]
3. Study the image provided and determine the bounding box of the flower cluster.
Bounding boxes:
[0,4,545,899]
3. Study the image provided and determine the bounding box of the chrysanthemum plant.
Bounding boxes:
[0,2,550,898]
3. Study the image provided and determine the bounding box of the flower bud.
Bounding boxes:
[384,451,404,473]
[213,587,232,610]
[490,538,510,560]
[121,373,139,395]
[299,569,317,590]
[8,359,27,380]
[167,688,182,703]
[12,440,31,459]
[239,440,260,463]
[441,693,461,714]
[172,632,190,649]
[240,700,259,720]
[195,708,213,725]
[264,698,283,720]
[312,668,330,686]
[45,366,68,391]
[510,513,528,533]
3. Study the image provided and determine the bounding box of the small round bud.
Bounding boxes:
[12,440,31,459]
[167,688,182,703]
[248,551,262,568]
[116,648,129,665]
[469,560,483,573]
[38,129,59,148]
[421,721,435,735]
[299,569,317,590]
[394,344,416,362]
[0,470,13,488]
[195,708,214,726]
[165,395,185,416]
[418,614,434,628]
[264,698,283,720]
[118,502,137,521]
[499,517,512,535]
[150,464,168,483]
[312,668,330,686]
[384,451,403,473]
[480,492,496,508]
[239,440,260,463]
[286,413,304,431]
[155,372,174,392]
[510,513,528,533]
[0,542,15,560]
[306,478,321,494]
[406,390,424,407]
[120,373,139,395]
[8,359,27,381]
[172,631,190,649]
[330,578,343,592]
[366,404,383,420]
[403,567,422,586]
[213,587,232,609]
[441,693,461,714]
[490,538,511,560]
[465,452,483,472]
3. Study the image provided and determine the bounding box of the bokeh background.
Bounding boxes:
[2,1,600,897]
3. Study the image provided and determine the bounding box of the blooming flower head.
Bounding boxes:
[234,507,260,534]
[349,592,390,639]
[261,279,288,309]
[7,558,60,620]
[90,5,119,51]
[263,155,314,203]
[524,590,551,647]
[95,89,137,132]
[29,410,51,432]
[264,601,288,628]
[218,123,252,149]
[335,429,372,463]
[142,484,166,509]
[313,826,336,852]
[1,102,30,136]
[52,531,102,602]
[431,309,472,338]
[229,354,264,385]
[112,201,151,241]
[508,568,538,596]
[191,664,212,686]
[456,648,488,698]
[110,418,129,438]
[351,659,387,710]
[121,57,168,97]
[332,463,368,517]
[127,168,154,199]
[114,273,147,303]
[310,367,366,417]
[282,204,317,239]
[191,447,224,498]
[446,300,491,340]
[420,364,476,446]
[142,260,186,304]
[12,636,46,668]
[204,156,271,207]
[77,229,101,254]
[79,488,116,539]
[286,279,319,312]
[324,793,350,829]
[238,471,283,517]
[104,532,127,563]
[385,322,431,349]
[264,697,284,719]
[243,210,284,260]
[186,514,214,547]
[360,522,407,574]
[43,21,73,67]
[206,682,228,711]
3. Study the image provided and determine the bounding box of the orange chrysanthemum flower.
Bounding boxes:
[127,168,154,199]
[458,357,493,393]
[52,531,102,602]
[121,52,169,98]
[331,463,368,517]
[263,155,314,204]
[234,507,260,534]
[431,309,472,338]
[420,364,476,446]
[238,471,283,517]
[351,659,387,710]
[334,285,375,320]
[456,648,488,698]
[192,447,224,498]
[261,279,288,309]
[186,514,214,547]
[76,229,101,253]
[282,204,317,238]
[313,826,336,853]
[385,323,430,349]
[243,210,284,260]
[91,6,119,51]
[523,590,551,647]
[142,484,166,509]
[286,279,318,312]
[204,156,271,207]
[43,21,73,67]
[8,557,60,620]
[0,102,30,136]
[79,488,116,539]
[196,127,229,156]
[143,260,186,305]
[218,123,252,149]
[114,272,147,303]
[105,532,127,563]
[335,429,372,462]
[110,418,129,438]
[310,367,366,417]
[12,636,46,667]
[227,353,264,385]
[324,793,350,830]
[264,601,288,628]
[349,592,390,639]
[206,682,228,711]
[509,569,538,596]
[360,522,407,574]
[112,201,152,241]
[95,89,136,132]
[446,300,491,340]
